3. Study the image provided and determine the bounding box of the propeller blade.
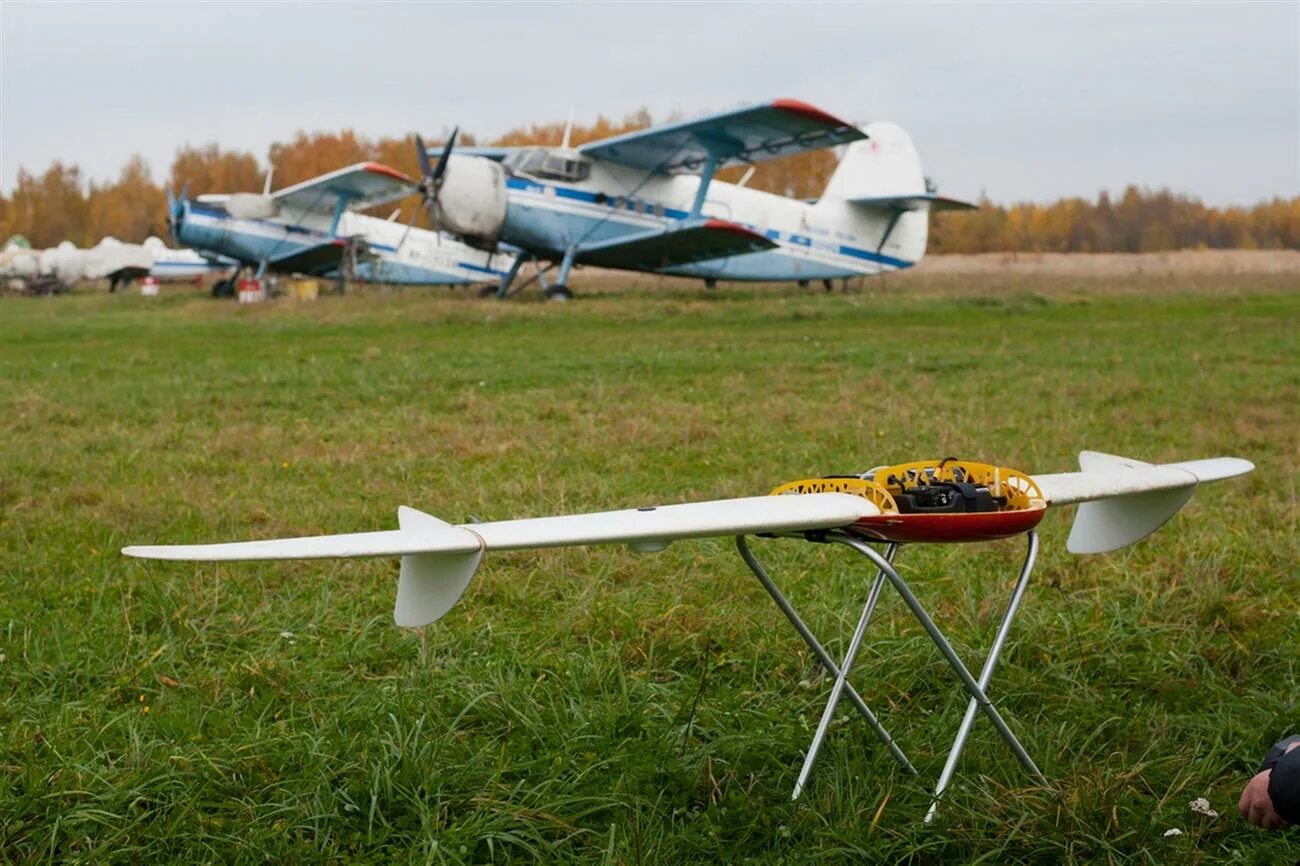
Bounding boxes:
[415,134,434,184]
[431,126,458,182]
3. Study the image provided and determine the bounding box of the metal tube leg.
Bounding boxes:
[923,531,1040,823]
[735,537,916,777]
[835,537,1047,787]
[791,543,896,799]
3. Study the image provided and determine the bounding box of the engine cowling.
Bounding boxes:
[433,154,506,241]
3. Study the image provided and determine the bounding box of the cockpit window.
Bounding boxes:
[505,148,590,183]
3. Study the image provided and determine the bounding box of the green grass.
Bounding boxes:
[1,272,1296,863]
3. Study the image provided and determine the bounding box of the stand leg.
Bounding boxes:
[923,531,1039,822]
[833,537,1047,788]
[792,542,896,799]
[735,537,916,781]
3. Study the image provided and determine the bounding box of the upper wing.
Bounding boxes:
[273,162,418,215]
[124,492,875,627]
[574,218,777,270]
[579,99,865,174]
[1033,451,1253,554]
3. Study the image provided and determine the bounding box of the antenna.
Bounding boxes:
[561,106,576,150]
[263,166,275,196]
[736,166,757,189]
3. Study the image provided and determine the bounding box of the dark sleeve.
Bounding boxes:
[1269,743,1300,825]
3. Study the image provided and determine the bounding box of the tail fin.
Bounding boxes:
[819,122,974,265]
[823,121,927,203]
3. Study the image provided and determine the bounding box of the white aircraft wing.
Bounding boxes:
[272,162,418,215]
[579,99,866,174]
[124,493,876,627]
[1032,451,1253,554]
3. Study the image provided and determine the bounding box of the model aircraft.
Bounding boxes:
[168,162,517,294]
[123,450,1251,816]
[411,99,974,299]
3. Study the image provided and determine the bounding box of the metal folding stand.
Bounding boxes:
[734,530,1047,820]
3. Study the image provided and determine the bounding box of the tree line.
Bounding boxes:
[2,110,1296,253]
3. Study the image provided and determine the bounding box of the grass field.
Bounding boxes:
[1,270,1297,863]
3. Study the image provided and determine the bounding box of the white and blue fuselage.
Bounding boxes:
[176,200,511,285]
[498,159,923,282]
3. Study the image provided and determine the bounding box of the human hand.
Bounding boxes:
[1239,740,1300,830]
[1239,769,1291,829]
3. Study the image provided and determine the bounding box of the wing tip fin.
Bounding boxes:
[393,505,486,628]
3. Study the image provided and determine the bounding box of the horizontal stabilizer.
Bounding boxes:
[1033,451,1254,554]
[576,219,776,271]
[847,194,978,213]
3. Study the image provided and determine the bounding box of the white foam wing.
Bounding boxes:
[123,493,875,627]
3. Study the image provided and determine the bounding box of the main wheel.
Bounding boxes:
[545,285,574,301]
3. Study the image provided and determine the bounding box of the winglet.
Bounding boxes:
[1064,451,1248,554]
[393,507,485,627]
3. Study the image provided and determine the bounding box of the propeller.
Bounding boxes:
[414,127,458,232]
[165,183,188,244]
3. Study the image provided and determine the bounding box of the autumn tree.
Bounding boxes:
[169,144,263,198]
[86,155,166,243]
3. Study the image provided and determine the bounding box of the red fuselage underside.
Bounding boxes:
[847,507,1046,544]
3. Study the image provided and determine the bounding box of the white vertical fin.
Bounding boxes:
[394,506,485,627]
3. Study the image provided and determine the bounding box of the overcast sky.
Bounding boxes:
[2,1,1296,205]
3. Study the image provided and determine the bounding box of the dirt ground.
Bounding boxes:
[917,248,1300,276]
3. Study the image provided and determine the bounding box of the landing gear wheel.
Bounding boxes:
[211,277,236,298]
[477,284,498,298]
[545,285,573,301]
[704,278,717,289]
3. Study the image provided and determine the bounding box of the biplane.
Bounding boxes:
[167,162,516,293]
[411,99,974,299]
[124,450,1252,818]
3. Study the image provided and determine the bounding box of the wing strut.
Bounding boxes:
[689,151,720,219]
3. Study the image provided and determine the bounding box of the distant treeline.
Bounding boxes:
[3,110,1297,253]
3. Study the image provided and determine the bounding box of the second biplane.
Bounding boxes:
[168,162,516,293]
